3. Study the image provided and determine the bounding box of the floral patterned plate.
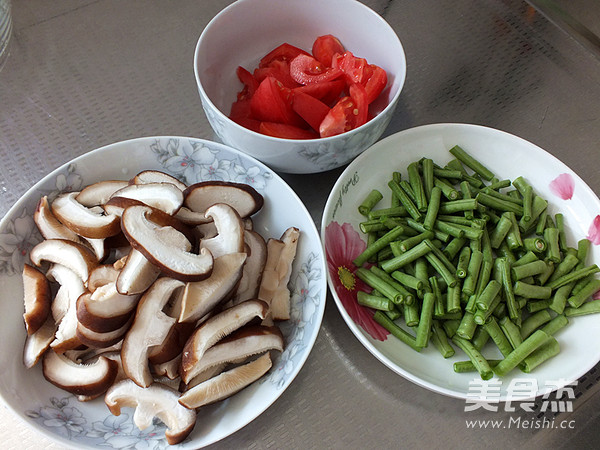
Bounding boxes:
[0,137,327,448]
[321,123,600,400]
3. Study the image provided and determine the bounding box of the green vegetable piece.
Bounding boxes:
[358,189,383,216]
[493,330,551,377]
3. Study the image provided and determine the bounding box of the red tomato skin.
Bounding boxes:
[293,79,346,105]
[319,96,355,138]
[259,43,311,68]
[312,34,345,67]
[289,54,343,85]
[348,83,368,127]
[363,64,388,104]
[291,91,331,132]
[253,60,299,89]
[236,66,259,98]
[259,122,318,139]
[249,77,304,126]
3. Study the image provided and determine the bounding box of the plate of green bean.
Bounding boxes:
[322,123,600,400]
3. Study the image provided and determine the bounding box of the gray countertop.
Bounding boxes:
[1,0,600,448]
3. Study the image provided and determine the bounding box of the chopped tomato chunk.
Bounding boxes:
[292,91,331,132]
[289,54,343,85]
[259,122,318,139]
[229,35,388,139]
[312,34,345,67]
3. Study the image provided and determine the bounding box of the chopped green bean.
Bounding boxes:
[520,309,552,339]
[358,189,383,216]
[357,291,394,311]
[565,300,600,317]
[493,330,551,377]
[567,278,600,308]
[540,314,569,335]
[452,335,493,380]
[353,225,405,267]
[373,311,422,352]
[416,292,436,347]
[449,145,495,181]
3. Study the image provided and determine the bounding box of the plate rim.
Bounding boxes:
[321,122,600,401]
[0,135,328,448]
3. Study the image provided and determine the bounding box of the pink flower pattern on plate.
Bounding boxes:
[325,221,389,341]
[587,215,600,245]
[549,173,575,200]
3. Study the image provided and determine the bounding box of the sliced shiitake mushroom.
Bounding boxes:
[121,205,213,282]
[258,227,300,321]
[76,290,136,333]
[22,263,51,335]
[75,180,129,207]
[23,316,56,369]
[173,206,212,226]
[76,314,134,349]
[199,203,244,258]
[46,263,86,323]
[184,325,283,377]
[43,350,118,397]
[178,252,247,324]
[116,249,161,295]
[34,196,82,242]
[121,277,185,388]
[105,379,196,445]
[179,352,272,409]
[51,192,121,239]
[179,299,269,384]
[87,264,120,293]
[231,230,268,305]
[110,183,183,216]
[183,180,264,218]
[131,170,187,192]
[30,239,98,282]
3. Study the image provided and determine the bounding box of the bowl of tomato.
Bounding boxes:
[194,0,406,174]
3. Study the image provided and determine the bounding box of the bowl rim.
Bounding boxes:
[193,0,407,143]
[0,135,329,448]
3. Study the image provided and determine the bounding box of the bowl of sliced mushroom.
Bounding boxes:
[0,136,327,448]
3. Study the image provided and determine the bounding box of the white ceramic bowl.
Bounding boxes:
[0,137,327,448]
[194,0,406,174]
[322,123,600,400]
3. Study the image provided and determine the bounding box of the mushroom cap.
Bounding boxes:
[179,299,269,384]
[130,170,187,192]
[179,352,272,409]
[75,180,129,207]
[76,289,136,333]
[185,325,283,377]
[29,239,98,282]
[110,182,184,216]
[76,314,133,349]
[51,192,121,239]
[34,196,82,242]
[183,180,264,218]
[105,379,197,445]
[42,350,118,397]
[121,205,213,282]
